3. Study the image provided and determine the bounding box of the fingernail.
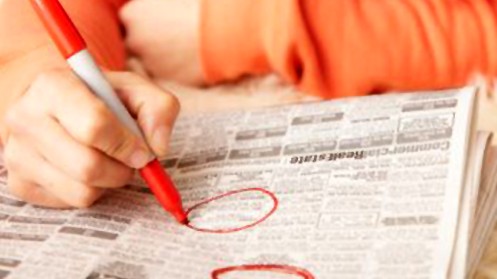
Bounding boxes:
[129,148,152,169]
[152,126,170,157]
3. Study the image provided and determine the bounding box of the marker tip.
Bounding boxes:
[173,210,189,225]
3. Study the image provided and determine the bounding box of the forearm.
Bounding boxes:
[0,0,127,146]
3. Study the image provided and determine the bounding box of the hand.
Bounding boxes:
[120,0,204,85]
[1,69,180,208]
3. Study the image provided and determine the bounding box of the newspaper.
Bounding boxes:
[0,87,495,279]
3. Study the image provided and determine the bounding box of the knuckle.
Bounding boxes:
[120,16,143,51]
[124,35,143,55]
[76,153,103,184]
[6,179,29,201]
[3,144,20,172]
[32,70,66,90]
[107,134,137,159]
[32,70,59,85]
[4,106,24,132]
[4,104,45,137]
[119,5,146,47]
[117,71,143,84]
[31,70,81,98]
[119,2,136,23]
[161,93,181,116]
[79,103,110,144]
[71,185,102,208]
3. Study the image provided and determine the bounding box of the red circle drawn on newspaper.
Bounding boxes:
[185,187,278,234]
[211,264,315,279]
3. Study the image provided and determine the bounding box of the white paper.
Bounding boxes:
[0,87,493,279]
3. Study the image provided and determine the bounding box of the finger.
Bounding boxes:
[7,111,133,187]
[7,175,70,209]
[27,70,151,169]
[106,72,180,157]
[4,136,105,208]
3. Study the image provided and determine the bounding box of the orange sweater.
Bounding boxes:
[2,0,497,99]
[201,0,497,98]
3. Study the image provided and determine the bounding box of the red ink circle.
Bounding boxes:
[185,188,278,234]
[211,264,315,279]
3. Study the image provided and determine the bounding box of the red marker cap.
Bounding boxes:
[30,0,86,59]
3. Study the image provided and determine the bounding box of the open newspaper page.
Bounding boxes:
[0,87,478,278]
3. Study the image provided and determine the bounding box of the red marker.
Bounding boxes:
[30,0,188,224]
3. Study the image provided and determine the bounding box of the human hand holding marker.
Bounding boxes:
[3,70,178,209]
[3,0,188,223]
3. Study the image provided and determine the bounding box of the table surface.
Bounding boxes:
[158,76,497,278]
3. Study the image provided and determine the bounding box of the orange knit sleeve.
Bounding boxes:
[200,0,497,98]
[0,0,128,70]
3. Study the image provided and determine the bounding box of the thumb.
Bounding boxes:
[106,72,180,158]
